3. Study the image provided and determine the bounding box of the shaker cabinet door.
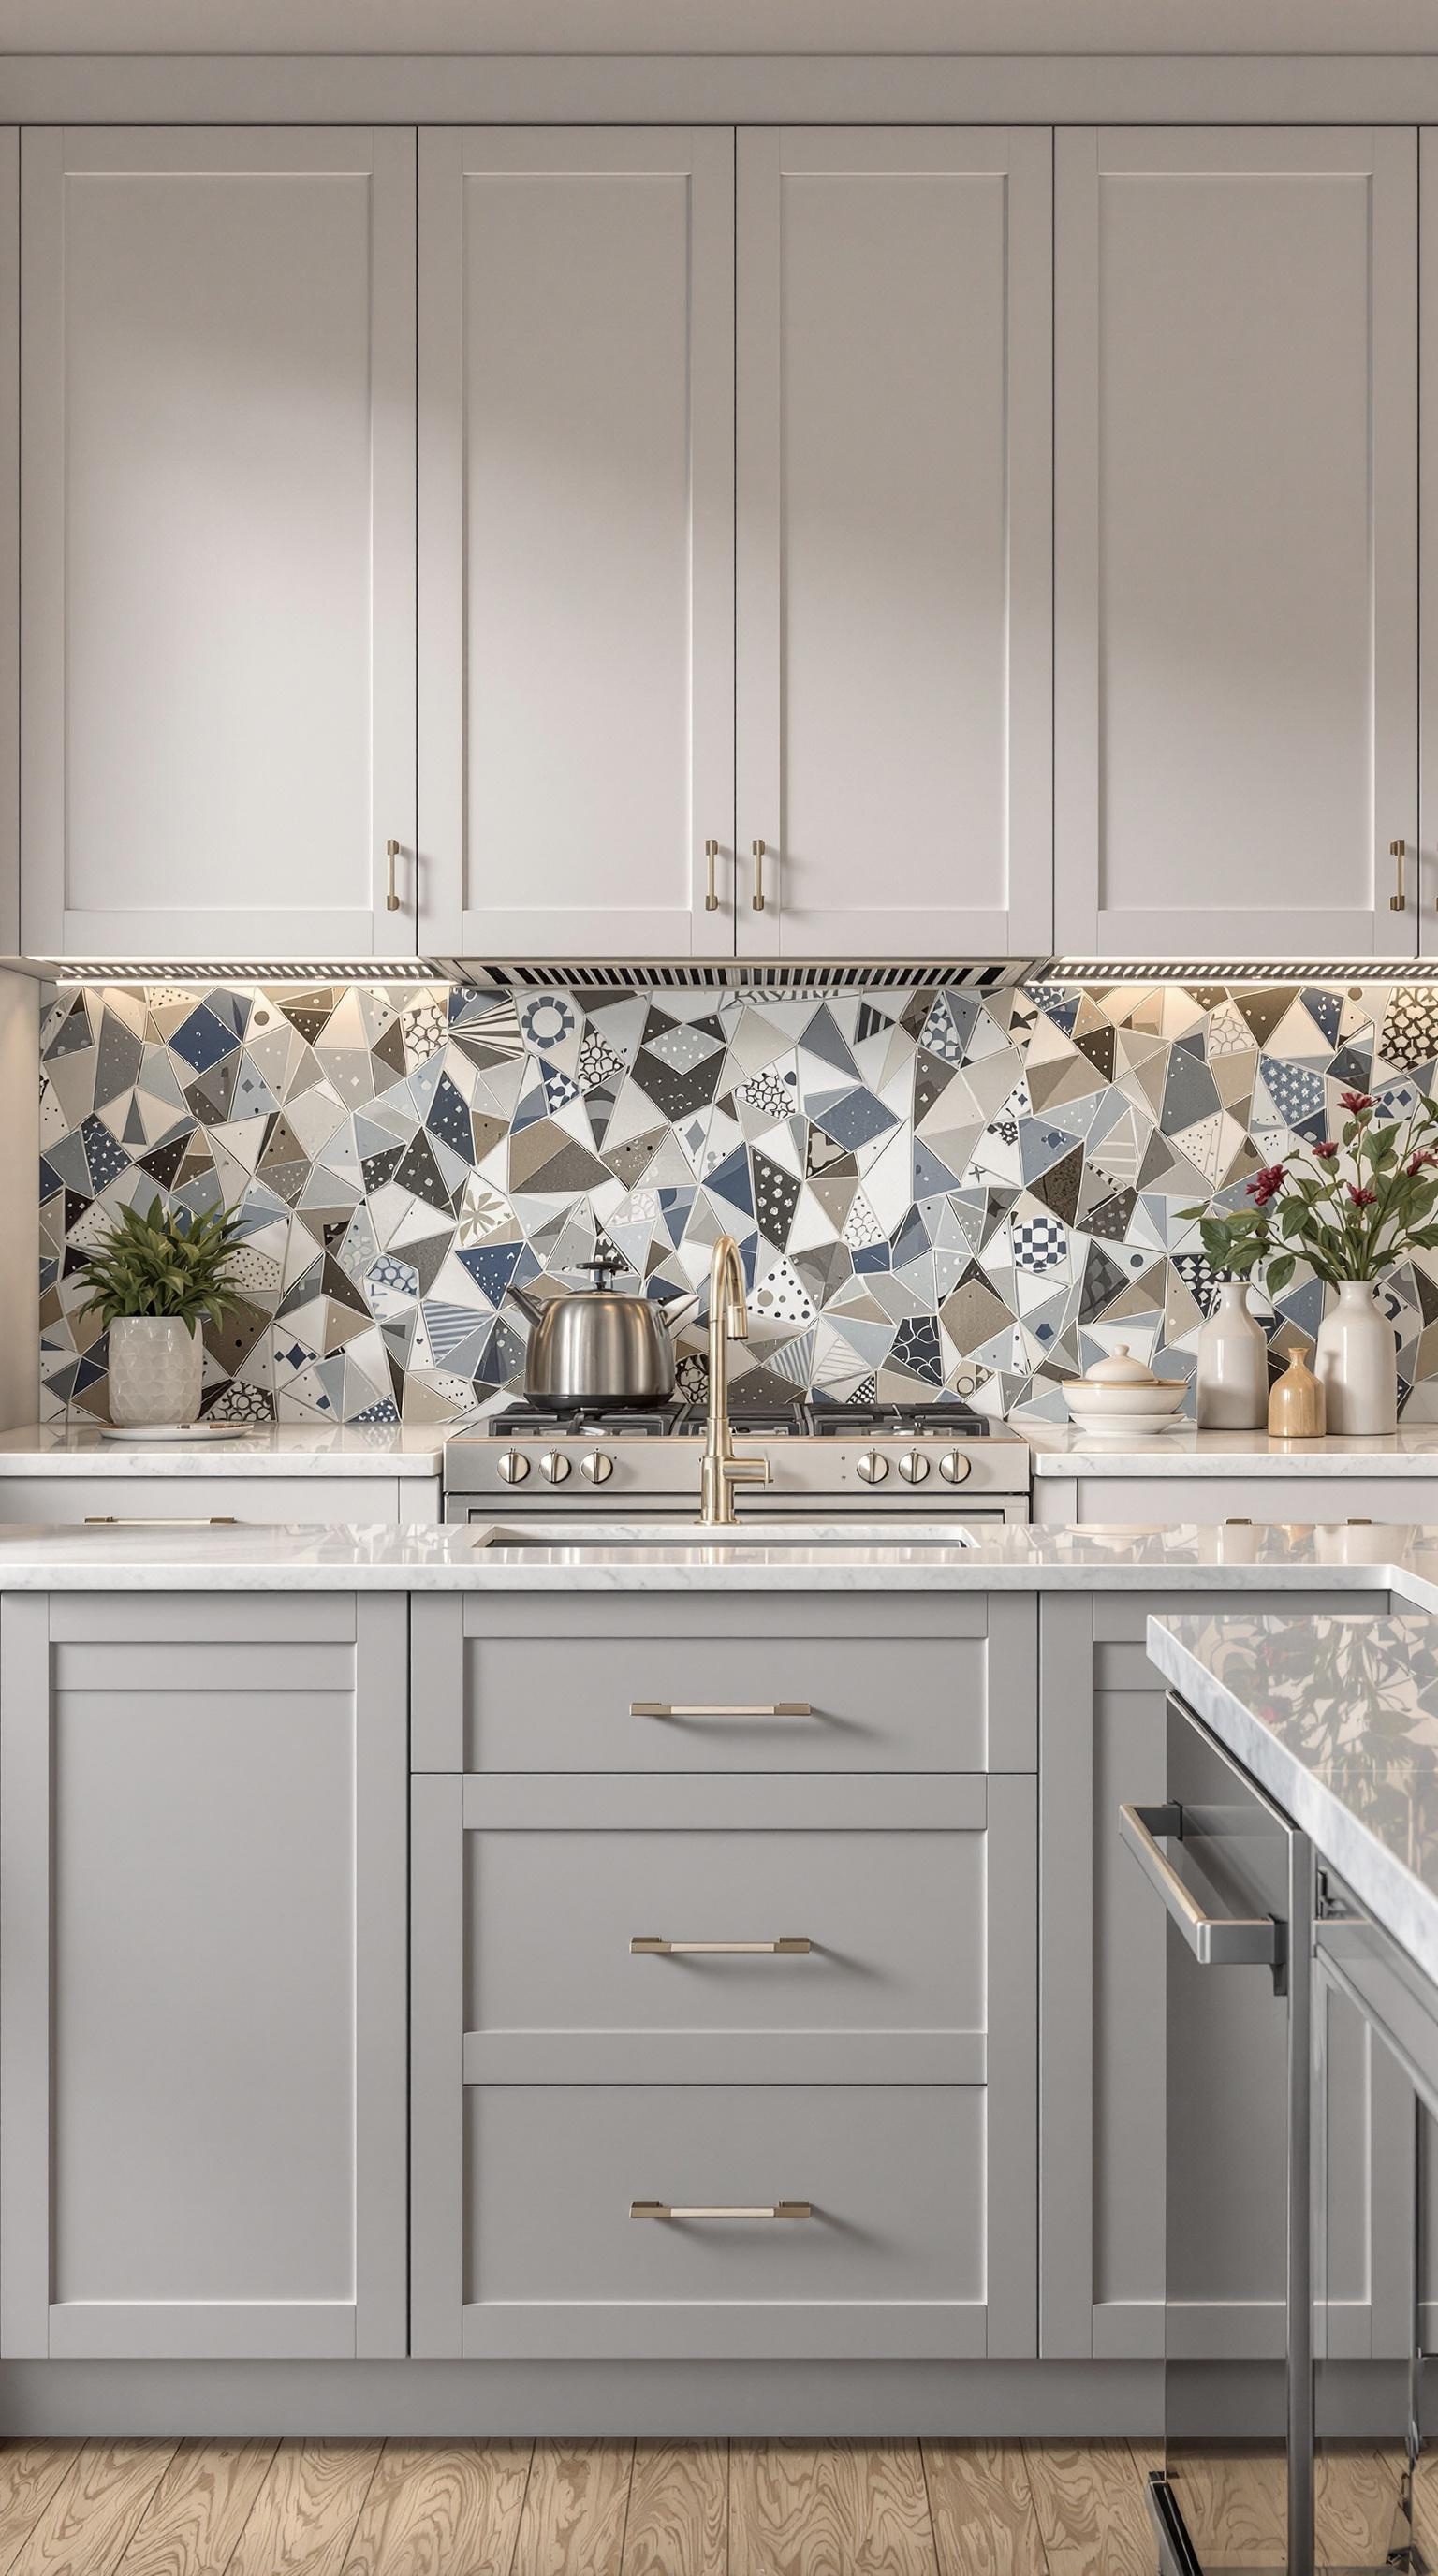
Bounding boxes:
[735,128,1053,960]
[1054,127,1418,960]
[21,128,418,959]
[418,128,734,959]
[0,1592,407,2362]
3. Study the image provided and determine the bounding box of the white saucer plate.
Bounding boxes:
[96,1422,252,1442]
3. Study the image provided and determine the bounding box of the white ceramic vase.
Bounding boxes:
[1313,1280,1398,1436]
[107,1316,203,1428]
[1196,1281,1269,1429]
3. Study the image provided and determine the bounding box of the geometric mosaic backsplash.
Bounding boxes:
[37,975,1438,1427]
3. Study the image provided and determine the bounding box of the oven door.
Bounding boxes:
[1123,1695,1310,2574]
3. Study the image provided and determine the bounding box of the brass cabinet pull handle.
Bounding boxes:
[1391,837,1407,912]
[704,838,721,913]
[629,1700,812,1720]
[752,838,767,911]
[386,837,403,914]
[84,1515,241,1527]
[630,1935,812,1955]
[630,2199,812,2222]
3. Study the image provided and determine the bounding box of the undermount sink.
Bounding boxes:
[472,1519,977,1552]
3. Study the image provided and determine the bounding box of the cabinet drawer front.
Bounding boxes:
[462,1632,989,1770]
[464,1822,985,2064]
[462,2083,985,2359]
[0,1475,407,1526]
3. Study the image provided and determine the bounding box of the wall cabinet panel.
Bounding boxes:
[418,127,734,959]
[1054,127,1418,959]
[736,128,1052,958]
[21,129,417,959]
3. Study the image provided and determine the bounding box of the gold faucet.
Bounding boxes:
[698,1234,771,1526]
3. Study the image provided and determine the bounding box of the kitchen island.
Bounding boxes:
[1,1515,1433,2442]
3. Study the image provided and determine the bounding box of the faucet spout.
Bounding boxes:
[698,1235,770,1527]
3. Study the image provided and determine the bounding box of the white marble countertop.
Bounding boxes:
[1018,1422,1438,1476]
[1148,1609,1438,1991]
[0,1425,446,1477]
[3,1514,1438,1592]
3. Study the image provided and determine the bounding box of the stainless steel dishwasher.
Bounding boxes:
[1124,1693,1426,2575]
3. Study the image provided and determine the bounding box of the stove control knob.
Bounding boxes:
[580,1449,614,1485]
[856,1449,889,1485]
[496,1449,530,1486]
[897,1448,930,1485]
[540,1449,572,1485]
[939,1450,972,1486]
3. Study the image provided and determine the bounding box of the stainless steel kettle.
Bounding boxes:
[524,1258,688,1410]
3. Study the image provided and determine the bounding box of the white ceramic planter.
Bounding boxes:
[1314,1281,1398,1436]
[1196,1281,1269,1429]
[107,1316,204,1428]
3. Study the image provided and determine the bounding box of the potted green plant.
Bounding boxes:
[77,1194,248,1429]
[1186,1090,1438,1434]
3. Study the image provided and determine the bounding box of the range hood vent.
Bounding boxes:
[25,954,1438,989]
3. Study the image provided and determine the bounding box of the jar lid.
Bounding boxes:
[1079,1342,1162,1387]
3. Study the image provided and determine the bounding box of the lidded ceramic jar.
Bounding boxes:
[1064,1344,1188,1425]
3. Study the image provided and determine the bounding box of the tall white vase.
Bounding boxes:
[1196,1281,1269,1429]
[1313,1281,1398,1436]
[108,1316,203,1427]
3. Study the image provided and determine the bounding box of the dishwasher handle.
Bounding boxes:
[1120,1801,1281,1969]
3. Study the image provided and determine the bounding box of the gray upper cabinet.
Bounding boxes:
[735,128,1053,959]
[418,127,736,960]
[0,1590,408,2362]
[1054,127,1419,960]
[20,128,418,960]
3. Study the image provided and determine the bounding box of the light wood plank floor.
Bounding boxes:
[0,2434,1411,2574]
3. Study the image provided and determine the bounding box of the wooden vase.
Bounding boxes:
[1267,1343,1326,1440]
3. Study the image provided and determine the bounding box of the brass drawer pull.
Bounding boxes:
[630,2199,811,2222]
[630,1935,812,1956]
[84,1515,242,1527]
[629,1700,812,1720]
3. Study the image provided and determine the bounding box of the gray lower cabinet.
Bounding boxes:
[0,1590,408,2362]
[1039,1588,1412,2363]
[410,1590,1038,2364]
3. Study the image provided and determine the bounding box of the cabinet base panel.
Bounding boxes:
[0,2359,1419,2441]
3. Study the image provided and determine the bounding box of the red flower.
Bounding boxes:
[1246,1162,1287,1207]
[1312,1140,1339,1160]
[1347,1183,1377,1207]
[1340,1091,1375,1114]
[1410,1149,1438,1176]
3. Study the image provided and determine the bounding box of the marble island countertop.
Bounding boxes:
[4,1514,1438,1590]
[0,1424,447,1476]
[1148,1608,1438,1990]
[1019,1421,1438,1474]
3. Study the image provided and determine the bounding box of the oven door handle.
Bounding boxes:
[1119,1801,1281,1968]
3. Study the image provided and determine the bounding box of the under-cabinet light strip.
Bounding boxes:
[26,955,1438,990]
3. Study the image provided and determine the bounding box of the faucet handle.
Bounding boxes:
[725,1302,749,1338]
[727,1453,770,1486]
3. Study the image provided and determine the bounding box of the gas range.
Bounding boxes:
[442,1401,1031,1522]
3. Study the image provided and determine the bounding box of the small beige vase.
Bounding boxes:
[108,1316,203,1428]
[1267,1343,1326,1441]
